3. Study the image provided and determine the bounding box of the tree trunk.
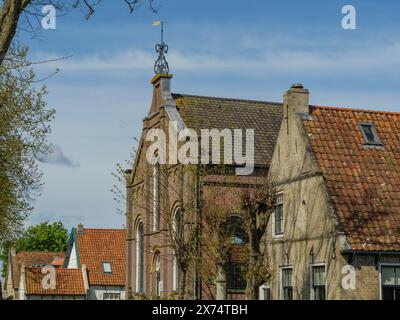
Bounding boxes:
[246,231,260,300]
[215,263,226,300]
[178,269,187,300]
[245,274,259,300]
[0,0,31,66]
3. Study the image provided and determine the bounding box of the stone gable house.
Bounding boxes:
[126,73,400,300]
[265,85,400,300]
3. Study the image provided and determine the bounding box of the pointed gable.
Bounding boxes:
[74,228,126,286]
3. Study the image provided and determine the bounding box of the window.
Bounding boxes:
[173,255,179,291]
[225,215,248,245]
[359,123,383,146]
[274,193,284,236]
[173,208,183,240]
[135,221,144,292]
[226,262,246,291]
[102,262,112,273]
[259,284,271,300]
[311,265,326,300]
[281,267,293,300]
[153,157,161,232]
[154,252,161,297]
[381,266,400,300]
[103,293,121,300]
[172,208,182,291]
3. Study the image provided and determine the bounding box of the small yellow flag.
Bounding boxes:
[152,20,161,26]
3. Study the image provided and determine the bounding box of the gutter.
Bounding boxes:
[341,250,400,256]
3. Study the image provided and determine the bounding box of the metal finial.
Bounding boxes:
[153,21,169,74]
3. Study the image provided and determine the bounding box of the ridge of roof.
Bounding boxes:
[16,251,64,255]
[79,228,126,232]
[172,93,282,106]
[311,105,400,116]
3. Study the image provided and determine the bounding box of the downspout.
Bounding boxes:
[19,264,26,300]
[82,264,90,300]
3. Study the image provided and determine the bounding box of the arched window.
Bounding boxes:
[153,156,161,231]
[226,215,248,245]
[154,252,161,297]
[135,221,144,292]
[173,207,183,240]
[172,207,183,291]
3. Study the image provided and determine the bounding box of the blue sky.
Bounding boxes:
[17,0,400,231]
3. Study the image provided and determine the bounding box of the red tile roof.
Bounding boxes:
[12,252,65,289]
[25,268,86,296]
[76,228,126,286]
[303,106,400,251]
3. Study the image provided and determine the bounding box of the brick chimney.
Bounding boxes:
[149,73,174,115]
[282,84,310,136]
[77,223,84,235]
[284,84,310,115]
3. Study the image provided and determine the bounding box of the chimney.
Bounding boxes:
[149,73,174,115]
[77,223,84,235]
[10,247,16,257]
[284,84,310,115]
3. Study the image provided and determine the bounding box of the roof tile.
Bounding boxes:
[303,106,400,251]
[76,228,126,286]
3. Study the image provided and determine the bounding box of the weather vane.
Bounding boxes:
[153,21,169,74]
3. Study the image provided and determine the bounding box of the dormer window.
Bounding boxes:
[103,262,112,273]
[359,123,383,146]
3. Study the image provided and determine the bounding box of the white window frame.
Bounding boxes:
[272,192,284,238]
[172,207,182,291]
[280,266,294,300]
[102,262,112,273]
[259,283,271,300]
[153,157,161,232]
[103,292,121,300]
[154,252,161,297]
[310,263,327,300]
[379,263,400,300]
[172,254,179,291]
[135,221,144,293]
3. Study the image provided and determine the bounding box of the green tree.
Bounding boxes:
[0,46,55,244]
[0,221,68,276]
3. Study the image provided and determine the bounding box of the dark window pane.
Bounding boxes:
[275,204,283,235]
[263,288,271,300]
[361,125,375,142]
[282,268,293,300]
[314,286,326,300]
[382,287,395,300]
[283,287,293,300]
[226,263,246,291]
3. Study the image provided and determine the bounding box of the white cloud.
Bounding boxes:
[34,41,400,75]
